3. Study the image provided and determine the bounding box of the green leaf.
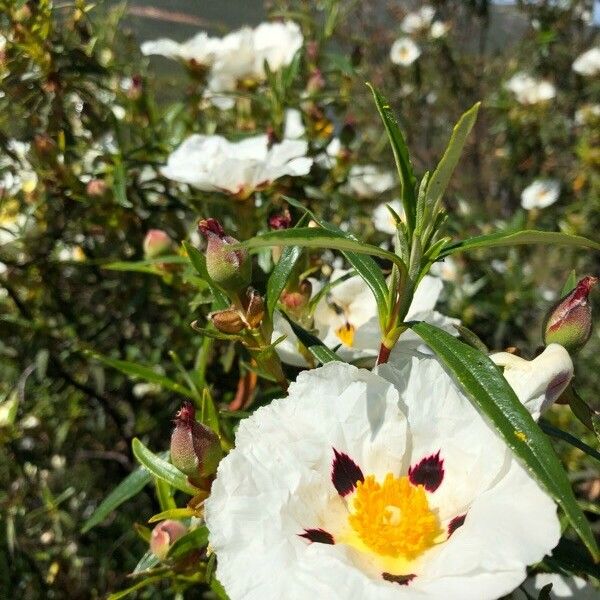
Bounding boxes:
[410,321,599,560]
[538,420,600,462]
[108,575,163,600]
[266,245,303,317]
[132,550,160,574]
[131,438,199,496]
[183,241,229,310]
[561,269,577,296]
[367,83,416,231]
[166,525,209,559]
[442,230,600,256]
[148,507,199,523]
[544,537,600,579]
[0,390,19,427]
[200,387,221,435]
[104,255,187,274]
[279,311,340,364]
[425,103,480,211]
[239,227,405,270]
[88,352,195,399]
[81,466,152,533]
[154,477,176,512]
[112,156,133,208]
[190,322,244,342]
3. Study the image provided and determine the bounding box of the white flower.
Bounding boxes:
[390,37,421,66]
[430,21,450,39]
[141,32,218,64]
[273,271,458,367]
[283,108,306,139]
[401,6,436,33]
[520,179,561,210]
[575,104,600,126]
[315,137,342,169]
[506,73,556,105]
[430,256,459,282]
[372,200,403,234]
[346,165,395,199]
[161,134,312,197]
[572,48,600,77]
[205,357,560,600]
[251,21,304,75]
[490,344,573,419]
[514,573,596,599]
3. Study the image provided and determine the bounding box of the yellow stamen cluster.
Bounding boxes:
[336,323,356,347]
[348,474,441,559]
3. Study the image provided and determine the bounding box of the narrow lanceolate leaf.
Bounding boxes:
[88,352,196,399]
[108,574,164,600]
[81,466,152,533]
[561,269,577,296]
[104,255,187,274]
[240,227,404,269]
[183,241,229,310]
[410,321,599,560]
[166,525,209,559]
[280,312,340,364]
[131,438,199,496]
[425,102,480,210]
[442,230,600,256]
[266,245,303,317]
[148,507,200,523]
[367,83,416,232]
[131,550,160,575]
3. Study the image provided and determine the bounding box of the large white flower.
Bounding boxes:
[490,344,573,419]
[346,165,396,199]
[161,133,312,197]
[515,573,596,599]
[390,37,421,67]
[520,179,561,210]
[401,6,436,33]
[572,47,600,77]
[205,357,561,600]
[372,200,403,234]
[273,270,458,367]
[141,32,222,65]
[506,73,556,105]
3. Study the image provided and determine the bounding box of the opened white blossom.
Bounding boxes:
[490,344,573,419]
[161,132,312,197]
[430,21,450,39]
[572,47,600,77]
[205,357,561,600]
[346,165,396,199]
[520,179,561,210]
[515,573,596,600]
[505,73,556,105]
[372,200,403,235]
[401,6,436,33]
[272,270,458,367]
[390,38,421,67]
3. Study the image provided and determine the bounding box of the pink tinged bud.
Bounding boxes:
[150,520,187,559]
[198,218,251,292]
[86,179,107,197]
[268,210,292,230]
[281,280,312,317]
[170,402,222,482]
[143,229,172,259]
[544,276,598,352]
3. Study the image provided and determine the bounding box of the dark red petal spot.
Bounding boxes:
[408,450,444,492]
[448,514,466,537]
[382,573,416,585]
[299,528,334,545]
[331,448,364,497]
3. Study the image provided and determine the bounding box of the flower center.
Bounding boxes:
[348,473,441,559]
[336,323,355,347]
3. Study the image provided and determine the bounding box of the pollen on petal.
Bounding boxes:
[382,573,416,585]
[331,448,364,497]
[448,514,466,537]
[408,450,444,492]
[299,528,335,545]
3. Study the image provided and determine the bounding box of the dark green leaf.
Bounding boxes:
[442,230,600,256]
[538,420,600,462]
[108,574,163,600]
[166,525,209,559]
[544,537,600,579]
[367,83,416,231]
[560,270,577,296]
[279,312,340,364]
[131,438,198,496]
[266,245,303,317]
[104,255,187,274]
[183,241,229,310]
[410,321,599,560]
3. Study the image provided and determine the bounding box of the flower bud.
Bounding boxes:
[86,178,107,198]
[543,276,598,352]
[143,229,172,259]
[150,520,187,560]
[170,402,222,484]
[198,218,251,292]
[210,308,246,334]
[268,210,292,230]
[242,288,265,328]
[280,280,312,318]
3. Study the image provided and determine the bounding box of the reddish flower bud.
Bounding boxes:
[86,178,107,197]
[210,308,246,334]
[143,229,173,259]
[280,280,312,318]
[198,218,251,292]
[269,210,292,230]
[150,520,187,559]
[170,402,222,483]
[543,276,598,352]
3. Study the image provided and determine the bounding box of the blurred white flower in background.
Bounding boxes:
[346,165,395,199]
[572,47,600,77]
[372,200,403,234]
[505,73,556,105]
[520,179,561,210]
[430,256,459,282]
[401,6,436,33]
[390,37,421,66]
[514,573,596,600]
[430,21,450,39]
[575,103,600,125]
